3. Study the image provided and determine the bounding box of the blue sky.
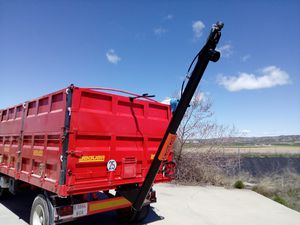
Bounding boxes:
[0,1,299,137]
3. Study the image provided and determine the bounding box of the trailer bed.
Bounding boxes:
[0,86,172,196]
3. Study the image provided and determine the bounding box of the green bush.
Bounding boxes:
[273,195,287,206]
[234,180,244,189]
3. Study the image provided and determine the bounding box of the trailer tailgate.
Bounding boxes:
[64,88,172,195]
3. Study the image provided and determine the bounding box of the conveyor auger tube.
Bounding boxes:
[131,21,224,213]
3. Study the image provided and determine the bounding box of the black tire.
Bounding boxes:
[0,187,9,200]
[117,204,150,223]
[30,194,53,225]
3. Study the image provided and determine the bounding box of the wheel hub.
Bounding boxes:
[32,205,45,225]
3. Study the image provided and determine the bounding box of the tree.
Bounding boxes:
[175,90,213,161]
[171,90,238,184]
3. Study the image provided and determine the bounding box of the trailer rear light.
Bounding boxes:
[57,205,73,217]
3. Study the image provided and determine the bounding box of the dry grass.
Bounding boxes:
[238,170,300,212]
[174,148,300,212]
[174,151,237,186]
[174,140,300,212]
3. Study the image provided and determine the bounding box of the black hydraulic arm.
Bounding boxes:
[131,21,224,212]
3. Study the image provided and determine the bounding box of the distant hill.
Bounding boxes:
[188,135,300,146]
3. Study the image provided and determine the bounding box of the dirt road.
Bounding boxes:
[1,183,299,225]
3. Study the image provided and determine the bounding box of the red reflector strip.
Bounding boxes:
[57,205,73,217]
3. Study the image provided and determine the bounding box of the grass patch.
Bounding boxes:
[175,147,300,212]
[241,153,300,158]
[273,195,287,206]
[250,170,300,212]
[273,143,300,147]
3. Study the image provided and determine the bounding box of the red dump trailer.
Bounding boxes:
[0,21,223,225]
[0,86,174,223]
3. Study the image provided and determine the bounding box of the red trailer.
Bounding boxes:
[0,21,223,225]
[0,86,174,224]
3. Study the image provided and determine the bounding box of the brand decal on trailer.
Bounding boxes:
[107,159,117,171]
[79,155,105,163]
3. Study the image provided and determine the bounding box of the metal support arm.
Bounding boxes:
[131,21,224,212]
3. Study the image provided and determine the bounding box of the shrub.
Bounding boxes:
[234,180,244,189]
[174,151,237,186]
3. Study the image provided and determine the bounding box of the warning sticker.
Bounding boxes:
[158,133,176,161]
[33,149,43,157]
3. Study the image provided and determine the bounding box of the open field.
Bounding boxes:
[184,145,300,155]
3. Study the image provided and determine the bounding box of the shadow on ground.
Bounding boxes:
[0,191,163,225]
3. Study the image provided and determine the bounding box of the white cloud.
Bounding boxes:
[192,20,205,40]
[241,54,251,62]
[161,98,171,105]
[217,44,233,58]
[218,66,290,92]
[262,131,280,136]
[164,14,174,20]
[241,129,251,135]
[154,27,167,36]
[106,49,121,64]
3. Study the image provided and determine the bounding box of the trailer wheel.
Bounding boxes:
[117,204,150,223]
[0,187,9,200]
[30,194,53,225]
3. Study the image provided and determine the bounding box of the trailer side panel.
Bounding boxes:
[0,87,173,196]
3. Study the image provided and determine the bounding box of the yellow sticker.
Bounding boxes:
[89,197,131,212]
[150,154,155,160]
[33,149,43,157]
[79,155,105,163]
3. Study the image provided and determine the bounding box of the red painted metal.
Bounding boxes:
[0,86,173,196]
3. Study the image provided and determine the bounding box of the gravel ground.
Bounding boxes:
[1,183,300,225]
